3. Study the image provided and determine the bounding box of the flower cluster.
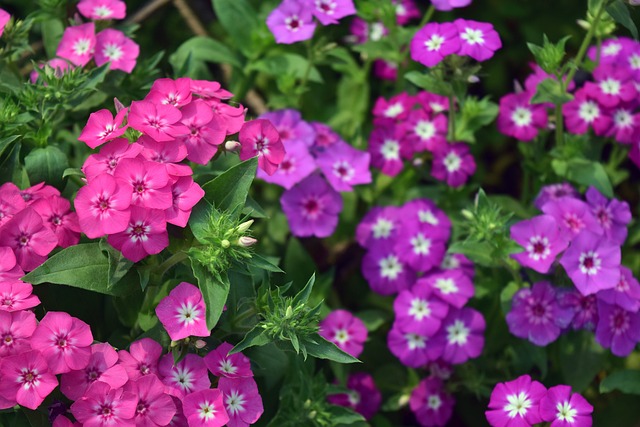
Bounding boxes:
[0,182,80,272]
[410,19,502,68]
[328,372,382,420]
[0,281,264,426]
[409,375,455,427]
[266,0,356,44]
[486,375,593,427]
[74,77,260,262]
[255,109,371,238]
[319,309,368,358]
[508,183,640,355]
[368,92,476,187]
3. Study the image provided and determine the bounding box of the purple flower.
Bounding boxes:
[316,141,371,192]
[393,0,420,25]
[373,59,398,81]
[510,215,568,273]
[534,183,579,210]
[257,140,316,189]
[403,109,448,153]
[373,93,415,121]
[454,19,502,62]
[541,198,603,242]
[434,307,485,365]
[585,186,631,245]
[394,281,449,336]
[281,174,343,238]
[409,377,454,427]
[439,253,475,279]
[539,385,593,427]
[558,290,599,331]
[416,91,450,114]
[327,373,381,420]
[266,0,317,44]
[388,323,443,367]
[410,23,461,67]
[310,122,341,153]
[583,64,636,108]
[559,231,621,296]
[485,375,546,427]
[431,142,476,187]
[431,0,472,11]
[420,269,474,309]
[597,266,640,312]
[311,0,356,26]
[348,18,387,44]
[497,92,548,141]
[562,88,611,136]
[401,199,452,241]
[595,300,640,356]
[319,310,367,358]
[588,37,626,64]
[355,206,402,248]
[362,245,415,295]
[394,223,447,272]
[368,122,406,176]
[259,109,316,147]
[506,282,573,346]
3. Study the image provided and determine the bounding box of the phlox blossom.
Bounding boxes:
[597,266,640,312]
[95,29,139,73]
[0,207,58,271]
[368,122,406,176]
[394,281,449,336]
[78,0,126,20]
[183,389,229,427]
[319,309,368,358]
[0,9,9,37]
[409,377,455,427]
[486,375,546,427]
[539,385,593,427]
[56,23,96,67]
[239,119,286,176]
[146,77,193,107]
[410,23,460,68]
[434,307,485,364]
[204,342,253,378]
[218,377,264,427]
[128,100,187,142]
[155,282,210,341]
[497,91,548,141]
[420,269,474,309]
[114,158,173,210]
[327,373,381,420]
[388,322,443,367]
[362,245,415,295]
[510,214,568,273]
[311,0,356,26]
[0,280,40,312]
[431,0,472,11]
[177,100,227,164]
[124,374,178,427]
[118,337,163,380]
[74,173,132,238]
[78,108,128,149]
[0,310,37,357]
[159,353,211,398]
[266,0,316,44]
[454,19,502,62]
[431,142,476,187]
[316,140,372,192]
[165,176,205,228]
[70,381,137,426]
[31,195,81,248]
[82,138,143,179]
[0,350,58,409]
[595,300,640,357]
[108,206,169,262]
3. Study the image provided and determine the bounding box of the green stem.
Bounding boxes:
[564,3,606,89]
[554,103,565,147]
[156,251,189,278]
[448,94,456,141]
[296,39,315,107]
[396,5,435,79]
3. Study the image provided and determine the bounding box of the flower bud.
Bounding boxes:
[236,219,254,234]
[238,236,257,247]
[221,239,230,248]
[224,140,241,152]
[194,339,206,349]
[114,97,126,113]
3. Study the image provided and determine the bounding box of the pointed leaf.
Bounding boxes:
[200,157,258,215]
[301,334,360,364]
[190,259,230,329]
[600,370,640,394]
[230,325,272,354]
[292,273,316,306]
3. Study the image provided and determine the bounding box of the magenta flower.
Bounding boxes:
[362,245,415,295]
[597,266,640,312]
[280,174,343,238]
[541,197,603,242]
[82,138,143,179]
[30,58,75,83]
[115,158,173,210]
[388,323,443,367]
[310,122,341,153]
[108,206,168,262]
[60,342,128,400]
[534,183,579,210]
[312,0,356,25]
[0,310,37,357]
[177,100,227,164]
[74,173,132,238]
[78,108,128,149]
[431,142,476,187]
[257,140,316,189]
[239,119,286,176]
[124,374,177,427]
[0,280,40,312]
[166,176,205,228]
[401,199,452,241]
[182,389,229,427]
[409,377,455,427]
[583,64,635,108]
[434,307,485,364]
[420,269,474,309]
[587,37,626,64]
[497,92,548,141]
[440,253,475,279]
[30,311,93,374]
[404,109,448,153]
[0,9,9,37]
[506,282,573,346]
[454,19,502,62]
[0,207,58,271]
[56,23,96,66]
[606,104,640,144]
[78,0,126,20]
[595,300,640,356]
[562,89,611,135]
[158,353,211,398]
[94,29,139,73]
[266,0,316,44]
[510,215,568,273]
[260,109,316,147]
[218,377,264,427]
[204,342,253,378]
[373,93,415,121]
[19,182,60,205]
[155,282,210,341]
[128,100,187,142]
[410,23,461,67]
[327,373,381,420]
[485,375,546,427]
[560,231,621,295]
[394,223,447,273]
[374,59,398,81]
[319,309,368,358]
[70,381,137,426]
[0,183,27,228]
[316,140,371,192]
[557,290,598,331]
[118,337,163,380]
[31,195,81,248]
[431,0,472,11]
[0,350,58,410]
[585,186,631,245]
[146,77,193,107]
[393,0,420,25]
[394,281,449,336]
[356,206,402,248]
[140,135,188,168]
[417,91,450,114]
[368,122,406,176]
[349,18,387,44]
[539,385,593,427]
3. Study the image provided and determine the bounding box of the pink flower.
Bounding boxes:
[539,385,593,427]
[0,309,37,357]
[388,323,443,367]
[434,307,485,365]
[0,350,58,410]
[410,22,461,67]
[541,197,602,241]
[118,337,163,380]
[404,109,448,153]
[70,381,137,426]
[0,246,25,281]
[108,206,168,262]
[140,135,189,171]
[0,280,40,312]
[82,138,144,179]
[393,281,449,336]
[176,100,227,164]
[0,207,58,271]
[95,29,139,73]
[266,0,317,44]
[31,196,81,248]
[362,245,415,295]
[204,342,253,379]
[316,140,372,192]
[18,182,60,205]
[56,23,96,67]
[155,282,210,341]
[368,122,405,176]
[165,177,205,227]
[30,311,93,374]
[0,9,10,38]
[431,0,472,11]
[79,108,128,149]
[239,119,286,176]
[373,94,415,121]
[128,100,188,142]
[421,269,474,309]
[485,375,546,427]
[394,223,447,273]
[78,0,126,20]
[312,0,356,26]
[0,182,27,227]
[115,158,173,210]
[183,389,229,427]
[409,377,455,427]
[597,266,640,312]
[328,373,381,420]
[562,88,611,135]
[257,140,317,190]
[218,377,264,427]
[319,309,368,358]
[74,173,132,238]
[124,374,177,427]
[431,142,476,187]
[146,78,193,107]
[455,19,502,62]
[60,342,128,400]
[497,92,548,141]
[583,64,636,108]
[595,300,640,357]
[158,353,211,398]
[510,214,568,274]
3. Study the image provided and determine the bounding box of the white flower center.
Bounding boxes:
[384,103,405,118]
[405,333,426,350]
[425,34,445,51]
[369,23,385,41]
[435,278,458,294]
[600,78,621,95]
[629,53,640,70]
[579,250,601,276]
[428,394,442,411]
[73,38,92,56]
[446,319,470,345]
[219,359,237,374]
[380,139,400,160]
[176,301,201,326]
[333,328,350,345]
[578,101,600,122]
[461,28,485,45]
[103,43,124,61]
[198,401,217,421]
[372,218,394,239]
[410,233,431,255]
[443,152,462,173]
[332,160,355,181]
[614,109,634,128]
[171,367,193,391]
[415,120,436,140]
[556,401,577,422]
[408,298,431,321]
[511,107,533,127]
[504,392,532,418]
[225,390,247,415]
[418,209,439,225]
[603,42,622,56]
[93,6,114,18]
[379,255,403,280]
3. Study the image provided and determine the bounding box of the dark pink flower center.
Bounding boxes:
[86,368,100,382]
[287,18,301,30]
[3,334,13,345]
[564,214,583,232]
[51,216,62,226]
[21,192,32,202]
[21,370,38,385]
[611,311,629,333]
[596,207,611,228]
[531,303,546,317]
[134,181,147,194]
[255,137,267,152]
[2,297,14,307]
[100,405,113,418]
[532,241,546,254]
[97,197,111,212]
[139,363,150,375]
[108,157,119,170]
[278,129,291,140]
[582,256,594,269]
[136,401,148,415]
[17,233,30,247]
[280,159,293,171]
[303,198,320,216]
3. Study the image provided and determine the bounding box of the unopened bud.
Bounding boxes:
[170,340,179,348]
[412,157,424,167]
[221,239,230,248]
[239,236,257,247]
[194,340,206,349]
[468,75,480,84]
[225,140,241,152]
[114,98,126,113]
[461,209,474,220]
[236,219,254,233]
[285,305,294,318]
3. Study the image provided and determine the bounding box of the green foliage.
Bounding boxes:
[455,96,500,143]
[606,0,638,39]
[24,145,68,189]
[527,34,570,74]
[600,370,640,395]
[531,78,573,105]
[169,36,242,78]
[211,0,261,57]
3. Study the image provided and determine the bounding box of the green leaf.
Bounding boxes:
[24,146,69,189]
[531,78,573,105]
[606,0,638,39]
[169,36,242,78]
[600,370,640,394]
[247,253,284,273]
[559,333,606,392]
[247,53,323,83]
[190,259,231,329]
[553,158,614,198]
[99,239,134,287]
[356,309,390,332]
[301,335,360,363]
[405,71,453,97]
[292,274,316,306]
[230,325,272,354]
[243,195,268,218]
[0,135,19,159]
[41,19,64,58]
[500,281,520,314]
[448,241,495,267]
[62,168,84,179]
[211,0,259,56]
[527,34,570,74]
[22,243,131,296]
[326,405,366,424]
[202,157,258,213]
[455,96,499,143]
